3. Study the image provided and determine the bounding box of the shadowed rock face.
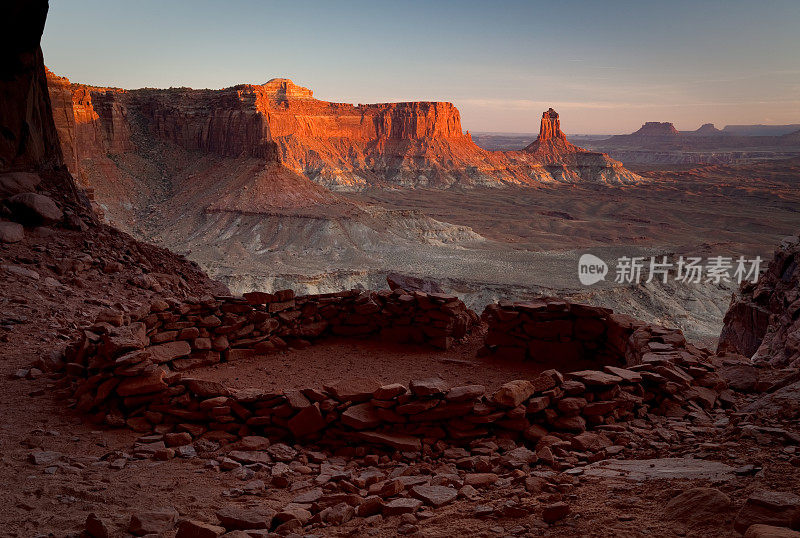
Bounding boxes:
[0,0,91,218]
[718,234,800,367]
[0,0,63,171]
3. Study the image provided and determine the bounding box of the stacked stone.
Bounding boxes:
[480,297,687,367]
[65,288,477,380]
[60,288,476,420]
[60,337,726,458]
[55,290,729,456]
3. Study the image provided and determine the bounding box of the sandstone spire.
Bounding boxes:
[537,108,567,142]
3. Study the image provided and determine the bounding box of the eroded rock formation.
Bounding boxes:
[536,108,567,142]
[509,109,643,184]
[718,234,800,367]
[46,72,644,197]
[633,122,681,137]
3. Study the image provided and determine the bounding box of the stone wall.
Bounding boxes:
[66,288,477,374]
[481,298,688,367]
[55,291,729,457]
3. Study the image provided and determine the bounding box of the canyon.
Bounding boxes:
[41,71,800,345]
[2,2,800,536]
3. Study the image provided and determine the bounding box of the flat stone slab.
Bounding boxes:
[583,458,736,482]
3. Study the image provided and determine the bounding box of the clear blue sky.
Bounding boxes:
[42,0,800,134]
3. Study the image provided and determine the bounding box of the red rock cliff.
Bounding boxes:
[718,235,800,367]
[47,75,645,192]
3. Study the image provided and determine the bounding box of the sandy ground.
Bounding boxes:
[188,332,608,393]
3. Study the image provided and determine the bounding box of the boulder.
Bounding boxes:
[502,446,538,466]
[287,403,326,437]
[274,507,312,526]
[446,384,485,402]
[410,485,458,507]
[0,221,23,243]
[149,340,192,364]
[571,432,612,452]
[357,495,384,517]
[604,365,642,383]
[410,377,448,396]
[325,378,382,402]
[374,383,407,400]
[542,502,570,523]
[663,487,732,525]
[266,443,297,462]
[85,513,109,538]
[567,370,622,386]
[116,370,167,397]
[341,402,381,429]
[464,473,498,487]
[734,491,800,533]
[215,507,275,530]
[383,498,423,516]
[128,507,179,536]
[6,192,62,224]
[718,362,759,392]
[184,379,231,397]
[0,171,41,196]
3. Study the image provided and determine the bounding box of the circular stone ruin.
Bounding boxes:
[55,288,724,455]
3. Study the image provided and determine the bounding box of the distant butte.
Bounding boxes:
[632,121,681,137]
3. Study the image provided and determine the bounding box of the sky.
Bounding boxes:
[42,0,800,134]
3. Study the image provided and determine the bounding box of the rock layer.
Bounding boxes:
[46,71,644,197]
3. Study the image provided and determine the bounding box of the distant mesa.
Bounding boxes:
[584,116,800,165]
[693,123,721,135]
[632,121,681,137]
